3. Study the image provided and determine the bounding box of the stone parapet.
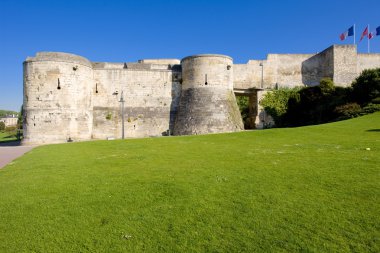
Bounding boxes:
[25,52,92,68]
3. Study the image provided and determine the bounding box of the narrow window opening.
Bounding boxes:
[205,74,208,85]
[96,83,99,93]
[57,78,61,90]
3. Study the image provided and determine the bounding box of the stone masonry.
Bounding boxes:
[174,55,243,135]
[22,44,380,145]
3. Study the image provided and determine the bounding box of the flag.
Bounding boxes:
[360,26,368,42]
[347,26,354,36]
[369,32,374,40]
[340,25,354,41]
[340,32,348,41]
[376,26,380,36]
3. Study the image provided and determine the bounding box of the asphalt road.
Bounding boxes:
[0,141,35,169]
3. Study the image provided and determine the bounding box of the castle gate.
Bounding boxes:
[234,88,265,129]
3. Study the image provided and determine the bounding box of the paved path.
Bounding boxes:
[0,141,35,169]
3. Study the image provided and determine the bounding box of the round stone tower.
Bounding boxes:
[23,52,94,145]
[173,54,243,135]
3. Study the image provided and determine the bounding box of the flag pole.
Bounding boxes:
[368,24,370,53]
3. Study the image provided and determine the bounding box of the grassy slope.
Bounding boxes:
[0,113,379,252]
[0,131,18,142]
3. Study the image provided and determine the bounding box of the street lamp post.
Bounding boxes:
[259,62,264,89]
[119,91,125,139]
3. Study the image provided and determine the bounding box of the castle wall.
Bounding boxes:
[273,54,314,87]
[233,53,329,89]
[92,64,181,139]
[233,63,259,89]
[23,53,93,145]
[357,53,380,73]
[233,45,371,90]
[300,47,334,86]
[332,45,357,86]
[22,45,380,145]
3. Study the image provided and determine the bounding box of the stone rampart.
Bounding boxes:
[22,45,380,144]
[92,68,180,139]
[233,44,379,90]
[357,53,380,73]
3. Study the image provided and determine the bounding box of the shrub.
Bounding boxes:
[285,79,351,126]
[370,97,380,104]
[0,122,5,131]
[5,126,17,132]
[260,88,300,126]
[258,71,379,127]
[362,103,380,114]
[334,103,362,120]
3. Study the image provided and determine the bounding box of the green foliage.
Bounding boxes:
[370,96,380,104]
[334,103,380,121]
[259,88,300,126]
[105,112,112,120]
[0,129,18,142]
[0,113,379,252]
[5,126,17,132]
[236,96,249,127]
[0,122,5,131]
[258,71,380,127]
[352,68,380,105]
[334,103,362,120]
[285,80,347,126]
[17,106,23,129]
[262,77,370,127]
[362,103,380,114]
[319,77,335,95]
[0,110,18,117]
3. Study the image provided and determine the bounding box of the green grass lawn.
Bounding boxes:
[0,130,18,142]
[0,113,379,252]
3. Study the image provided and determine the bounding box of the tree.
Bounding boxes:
[260,88,300,126]
[17,105,24,129]
[0,122,5,131]
[352,68,380,105]
[236,96,249,128]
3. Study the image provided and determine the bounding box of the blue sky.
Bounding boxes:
[1,0,380,111]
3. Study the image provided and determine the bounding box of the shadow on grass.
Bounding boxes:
[366,129,380,132]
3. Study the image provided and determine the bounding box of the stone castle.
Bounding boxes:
[22,44,380,145]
